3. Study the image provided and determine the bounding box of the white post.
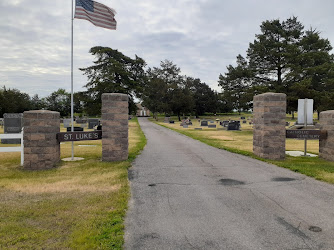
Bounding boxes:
[71,0,74,160]
[20,128,24,166]
[304,98,307,156]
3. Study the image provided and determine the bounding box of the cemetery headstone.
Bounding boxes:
[164,117,170,123]
[88,119,99,129]
[200,120,208,126]
[209,120,214,123]
[67,127,84,132]
[169,120,175,124]
[243,120,247,124]
[222,120,229,127]
[195,128,202,130]
[286,122,290,126]
[241,117,245,119]
[227,121,240,131]
[2,113,23,144]
[208,124,216,128]
[183,125,188,128]
[63,119,71,128]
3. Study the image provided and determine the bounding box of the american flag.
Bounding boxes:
[74,0,117,30]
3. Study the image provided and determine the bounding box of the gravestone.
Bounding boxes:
[169,120,175,124]
[63,119,71,128]
[286,122,290,126]
[2,113,23,144]
[0,118,3,127]
[88,119,99,129]
[221,120,229,127]
[195,128,202,130]
[209,120,214,123]
[67,127,84,132]
[183,125,188,128]
[164,117,170,123]
[227,121,240,131]
[201,120,208,126]
[243,120,247,124]
[208,124,216,128]
[241,117,245,119]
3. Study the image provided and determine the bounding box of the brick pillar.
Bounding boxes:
[253,92,286,160]
[319,110,334,161]
[23,110,60,170]
[101,93,128,161]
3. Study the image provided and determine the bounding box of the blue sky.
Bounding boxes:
[0,0,333,97]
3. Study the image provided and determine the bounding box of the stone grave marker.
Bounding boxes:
[63,119,71,128]
[227,121,240,131]
[164,117,170,123]
[88,118,99,129]
[201,120,208,126]
[2,113,23,144]
[208,124,216,128]
[243,120,247,124]
[183,125,188,128]
[241,116,246,119]
[221,120,229,127]
[195,128,202,130]
[169,120,175,124]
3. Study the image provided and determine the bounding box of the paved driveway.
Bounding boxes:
[124,118,334,250]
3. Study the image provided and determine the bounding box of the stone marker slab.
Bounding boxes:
[2,113,23,144]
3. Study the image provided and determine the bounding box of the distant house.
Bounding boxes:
[136,103,150,117]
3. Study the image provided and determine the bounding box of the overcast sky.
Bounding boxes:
[1,0,333,98]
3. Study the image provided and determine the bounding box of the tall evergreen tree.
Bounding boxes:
[80,46,146,115]
[218,55,253,114]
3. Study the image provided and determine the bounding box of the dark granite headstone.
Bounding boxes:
[227,121,240,131]
[2,113,23,144]
[67,127,84,132]
[208,124,216,128]
[169,120,175,124]
[88,119,99,129]
[200,120,208,126]
[243,120,247,124]
[221,121,229,127]
[241,117,246,119]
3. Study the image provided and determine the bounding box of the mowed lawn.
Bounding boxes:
[154,114,334,184]
[0,118,146,249]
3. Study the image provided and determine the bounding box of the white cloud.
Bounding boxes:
[0,0,333,97]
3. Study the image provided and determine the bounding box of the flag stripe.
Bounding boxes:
[74,0,117,30]
[75,7,116,28]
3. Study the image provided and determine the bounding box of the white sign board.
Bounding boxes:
[297,99,313,125]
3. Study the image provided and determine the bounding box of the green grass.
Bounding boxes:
[0,118,146,249]
[152,116,334,185]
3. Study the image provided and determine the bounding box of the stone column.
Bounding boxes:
[319,110,334,161]
[101,93,128,161]
[253,92,286,160]
[23,110,60,170]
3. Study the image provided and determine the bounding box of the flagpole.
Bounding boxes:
[71,0,74,160]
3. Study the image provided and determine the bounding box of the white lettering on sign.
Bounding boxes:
[57,131,102,142]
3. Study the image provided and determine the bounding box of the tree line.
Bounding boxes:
[219,16,334,119]
[1,17,333,119]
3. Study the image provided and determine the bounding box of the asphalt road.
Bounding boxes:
[124,118,334,250]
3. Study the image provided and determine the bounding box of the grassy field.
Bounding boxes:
[0,118,146,249]
[153,114,334,184]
